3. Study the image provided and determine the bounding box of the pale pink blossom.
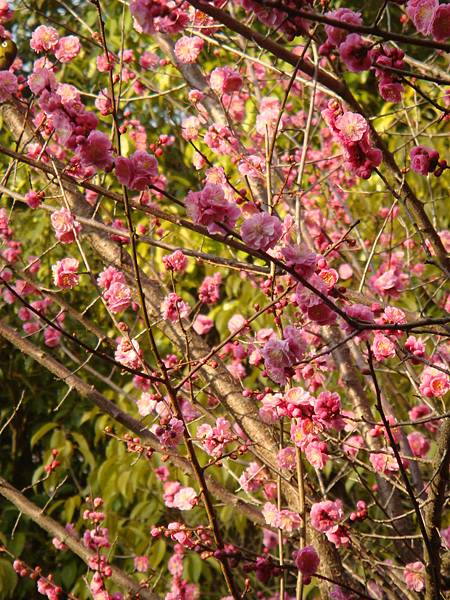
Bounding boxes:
[172,486,197,510]
[404,561,425,592]
[114,337,142,369]
[30,25,59,52]
[241,212,283,251]
[52,257,79,289]
[162,249,187,272]
[174,36,203,63]
[192,314,214,335]
[54,36,80,63]
[104,281,131,314]
[51,208,81,244]
[134,555,149,573]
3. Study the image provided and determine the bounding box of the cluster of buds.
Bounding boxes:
[44,448,61,474]
[12,560,62,600]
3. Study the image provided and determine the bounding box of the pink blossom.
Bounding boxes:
[262,502,301,532]
[419,365,450,398]
[161,292,190,321]
[152,417,184,448]
[197,417,234,458]
[181,116,201,141]
[136,392,157,417]
[130,0,188,35]
[404,561,425,592]
[185,183,240,235]
[372,333,396,361]
[324,8,362,47]
[104,281,131,314]
[52,257,79,289]
[174,36,204,63]
[162,249,187,272]
[315,391,344,430]
[410,145,439,175]
[78,130,114,172]
[114,337,142,369]
[277,447,296,470]
[25,190,44,209]
[281,244,317,278]
[335,112,368,143]
[134,555,149,573]
[115,150,158,190]
[50,208,81,244]
[407,0,438,34]
[172,486,197,510]
[407,431,430,457]
[199,273,221,304]
[305,440,329,470]
[210,66,243,94]
[339,34,371,72]
[369,449,400,474]
[431,4,450,41]
[44,326,61,348]
[192,314,214,335]
[54,36,80,63]
[241,212,283,251]
[30,25,59,52]
[97,266,125,290]
[310,500,343,533]
[293,546,320,584]
[0,70,17,102]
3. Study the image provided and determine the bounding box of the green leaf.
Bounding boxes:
[30,422,58,448]
[0,559,18,599]
[72,432,96,471]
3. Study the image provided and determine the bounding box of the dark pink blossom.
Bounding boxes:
[0,70,17,102]
[293,546,320,584]
[185,183,240,235]
[410,145,439,175]
[431,4,450,41]
[52,257,79,289]
[115,150,158,190]
[78,130,114,172]
[339,34,371,72]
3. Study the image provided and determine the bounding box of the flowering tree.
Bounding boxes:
[0,0,449,599]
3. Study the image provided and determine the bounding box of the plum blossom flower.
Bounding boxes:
[310,500,343,533]
[52,257,79,289]
[134,556,149,573]
[104,281,132,314]
[161,292,190,321]
[210,66,243,94]
[192,314,214,335]
[54,36,80,63]
[372,333,396,361]
[30,25,59,52]
[241,212,283,251]
[324,8,362,47]
[293,546,320,584]
[199,273,221,304]
[50,208,81,244]
[0,70,17,102]
[262,502,301,532]
[369,449,400,474]
[430,4,450,41]
[419,365,450,398]
[115,150,158,190]
[97,266,125,290]
[78,130,114,172]
[174,36,204,63]
[339,34,371,72]
[407,431,430,457]
[114,337,142,369]
[172,487,197,510]
[410,145,439,175]
[162,250,187,272]
[334,112,368,143]
[152,417,184,448]
[130,0,188,35]
[404,561,425,592]
[281,244,317,278]
[185,183,240,235]
[407,0,438,35]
